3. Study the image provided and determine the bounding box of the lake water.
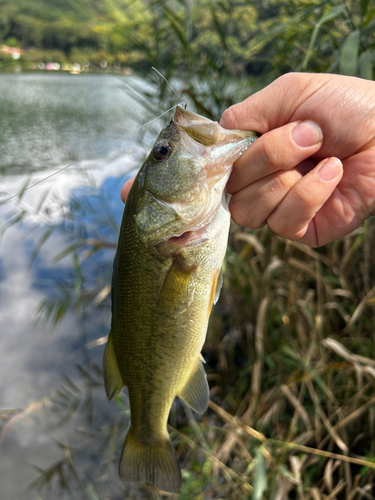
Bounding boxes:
[0,72,174,499]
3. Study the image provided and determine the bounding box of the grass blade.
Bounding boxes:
[339,30,360,76]
[302,4,346,69]
[359,50,373,80]
[252,448,267,500]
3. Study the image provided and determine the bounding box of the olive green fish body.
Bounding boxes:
[103,106,257,493]
[113,195,228,433]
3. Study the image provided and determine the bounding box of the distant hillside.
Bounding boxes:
[0,0,372,85]
[0,0,144,55]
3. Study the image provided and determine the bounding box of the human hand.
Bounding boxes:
[220,73,375,247]
[120,178,133,203]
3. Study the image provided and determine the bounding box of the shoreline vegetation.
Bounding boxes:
[0,44,135,74]
[2,0,375,498]
[1,0,373,83]
[1,0,373,122]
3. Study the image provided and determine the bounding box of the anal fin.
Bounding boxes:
[103,330,125,400]
[179,360,209,414]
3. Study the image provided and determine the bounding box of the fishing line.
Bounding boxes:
[151,67,187,109]
[0,103,184,206]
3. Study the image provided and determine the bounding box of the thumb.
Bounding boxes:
[120,176,135,204]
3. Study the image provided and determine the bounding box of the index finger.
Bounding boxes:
[219,73,322,132]
[226,120,323,194]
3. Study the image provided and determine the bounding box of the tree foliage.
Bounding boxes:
[1,0,374,83]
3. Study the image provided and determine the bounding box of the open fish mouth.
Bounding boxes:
[166,226,209,247]
[174,106,258,147]
[135,106,258,246]
[158,193,230,248]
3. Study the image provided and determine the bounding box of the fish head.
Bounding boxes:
[133,106,257,245]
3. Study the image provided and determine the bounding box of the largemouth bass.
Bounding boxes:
[103,106,257,493]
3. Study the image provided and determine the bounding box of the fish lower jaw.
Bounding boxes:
[166,226,208,247]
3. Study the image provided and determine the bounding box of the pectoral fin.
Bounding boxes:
[158,255,196,312]
[179,360,209,414]
[207,268,223,319]
[103,330,125,400]
[212,268,223,306]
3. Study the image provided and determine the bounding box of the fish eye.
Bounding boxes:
[153,141,171,160]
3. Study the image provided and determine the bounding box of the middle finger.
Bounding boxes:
[229,161,314,228]
[227,120,323,194]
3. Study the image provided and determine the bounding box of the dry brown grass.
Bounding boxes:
[175,219,375,499]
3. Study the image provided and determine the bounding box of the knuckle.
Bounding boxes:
[275,72,305,91]
[267,210,288,238]
[271,171,296,192]
[275,73,293,86]
[267,203,306,240]
[259,139,282,170]
[230,199,265,229]
[294,183,315,209]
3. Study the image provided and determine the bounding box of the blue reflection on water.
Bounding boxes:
[0,258,4,282]
[31,173,129,292]
[1,172,134,499]
[0,71,158,499]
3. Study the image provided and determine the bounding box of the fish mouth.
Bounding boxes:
[166,226,208,247]
[136,108,258,247]
[174,105,258,147]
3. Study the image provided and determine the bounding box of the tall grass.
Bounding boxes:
[132,2,375,495]
[192,220,375,498]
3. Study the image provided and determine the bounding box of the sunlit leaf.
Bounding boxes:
[160,4,188,52]
[85,482,100,500]
[61,373,81,394]
[302,4,346,69]
[363,6,375,27]
[252,448,267,500]
[248,1,330,65]
[339,30,360,76]
[54,299,70,325]
[52,240,85,263]
[361,0,371,16]
[73,250,83,296]
[210,4,227,50]
[30,227,55,265]
[362,18,375,34]
[53,397,80,428]
[17,175,32,201]
[359,50,373,80]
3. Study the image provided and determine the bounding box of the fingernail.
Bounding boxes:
[219,115,228,128]
[292,121,323,147]
[317,158,342,182]
[219,107,235,128]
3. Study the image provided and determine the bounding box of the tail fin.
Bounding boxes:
[119,428,182,494]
